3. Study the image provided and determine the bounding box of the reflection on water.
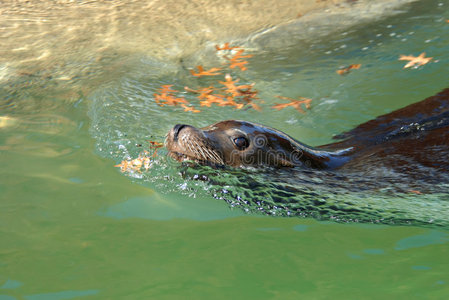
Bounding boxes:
[395,230,449,250]
[99,194,244,221]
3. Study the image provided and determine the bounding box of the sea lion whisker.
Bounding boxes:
[182,141,193,156]
[191,139,218,163]
[202,146,218,162]
[206,147,224,164]
[190,141,208,162]
[192,139,211,162]
[200,142,223,164]
[186,142,198,158]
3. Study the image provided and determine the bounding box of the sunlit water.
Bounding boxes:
[1,0,449,299]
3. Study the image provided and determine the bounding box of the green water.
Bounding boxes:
[2,0,449,299]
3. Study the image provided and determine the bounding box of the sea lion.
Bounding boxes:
[165,88,449,176]
[165,89,449,226]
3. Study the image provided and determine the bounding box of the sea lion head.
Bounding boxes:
[165,120,328,168]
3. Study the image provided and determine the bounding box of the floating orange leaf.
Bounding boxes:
[219,74,241,97]
[229,60,249,71]
[336,64,361,75]
[158,95,188,106]
[185,86,229,108]
[192,91,244,110]
[115,141,165,172]
[216,74,261,109]
[216,96,244,109]
[115,156,153,173]
[230,49,253,61]
[147,141,164,157]
[149,141,164,148]
[199,94,227,107]
[399,52,432,68]
[184,86,216,99]
[154,85,189,107]
[115,160,130,172]
[154,85,177,104]
[247,101,262,111]
[225,49,252,71]
[159,84,177,94]
[215,43,240,51]
[272,96,312,113]
[181,104,201,113]
[219,73,240,86]
[190,65,222,77]
[238,84,258,102]
[152,44,268,113]
[219,74,254,96]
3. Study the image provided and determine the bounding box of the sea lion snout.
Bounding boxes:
[172,124,188,141]
[165,123,225,165]
[166,124,193,147]
[165,120,341,168]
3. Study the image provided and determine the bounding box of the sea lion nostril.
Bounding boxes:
[173,124,187,141]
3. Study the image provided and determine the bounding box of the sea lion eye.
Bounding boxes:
[233,136,249,150]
